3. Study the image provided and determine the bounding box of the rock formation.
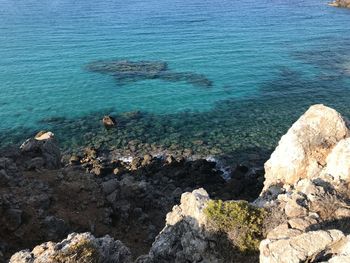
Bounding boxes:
[9,232,132,263]
[19,131,61,170]
[258,104,350,263]
[263,104,349,190]
[4,104,350,263]
[329,0,350,8]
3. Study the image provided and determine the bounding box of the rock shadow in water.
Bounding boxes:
[85,60,213,88]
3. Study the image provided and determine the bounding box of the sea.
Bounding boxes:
[1,0,350,163]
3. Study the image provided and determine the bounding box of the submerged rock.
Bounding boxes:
[86,60,167,77]
[260,229,345,263]
[86,60,213,88]
[139,189,219,263]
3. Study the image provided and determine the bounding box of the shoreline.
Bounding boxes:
[0,132,264,261]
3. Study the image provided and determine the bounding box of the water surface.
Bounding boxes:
[0,0,350,163]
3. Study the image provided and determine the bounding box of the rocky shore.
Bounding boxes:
[1,104,350,262]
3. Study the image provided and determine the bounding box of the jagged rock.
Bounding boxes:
[69,155,81,165]
[263,104,349,190]
[141,189,225,263]
[260,229,345,263]
[20,133,61,170]
[43,216,68,240]
[9,232,132,263]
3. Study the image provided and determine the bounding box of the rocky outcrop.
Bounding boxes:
[329,0,350,8]
[4,104,350,263]
[260,230,346,263]
[263,104,349,190]
[86,60,213,88]
[137,188,232,263]
[9,232,132,263]
[20,132,61,170]
[258,104,350,263]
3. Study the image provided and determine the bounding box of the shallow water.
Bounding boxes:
[0,0,350,162]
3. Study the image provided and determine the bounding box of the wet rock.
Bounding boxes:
[144,189,225,262]
[9,232,132,263]
[165,155,176,164]
[130,157,142,170]
[69,155,81,165]
[103,115,117,129]
[84,147,98,160]
[321,138,350,181]
[141,154,153,167]
[20,133,61,170]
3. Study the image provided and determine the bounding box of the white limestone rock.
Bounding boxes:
[260,230,345,263]
[264,104,349,190]
[322,138,350,182]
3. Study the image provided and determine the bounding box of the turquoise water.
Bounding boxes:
[1,0,350,162]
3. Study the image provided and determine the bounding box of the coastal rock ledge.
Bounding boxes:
[7,104,350,263]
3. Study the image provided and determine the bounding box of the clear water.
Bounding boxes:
[1,0,350,163]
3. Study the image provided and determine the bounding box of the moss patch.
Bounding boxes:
[51,238,100,263]
[204,200,267,253]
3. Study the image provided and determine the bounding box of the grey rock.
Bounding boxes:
[43,216,68,240]
[102,179,120,195]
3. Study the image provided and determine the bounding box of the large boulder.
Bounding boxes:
[263,104,349,190]
[9,232,132,263]
[138,188,227,263]
[20,132,61,170]
[321,138,350,182]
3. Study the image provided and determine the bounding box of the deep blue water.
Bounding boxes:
[1,0,350,161]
